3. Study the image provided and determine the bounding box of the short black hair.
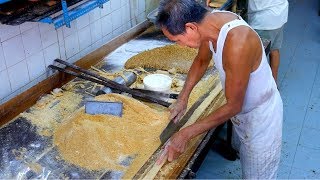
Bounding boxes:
[156,0,208,35]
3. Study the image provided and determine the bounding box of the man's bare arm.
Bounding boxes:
[179,41,212,101]
[169,41,212,123]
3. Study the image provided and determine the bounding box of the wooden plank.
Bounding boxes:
[0,21,151,127]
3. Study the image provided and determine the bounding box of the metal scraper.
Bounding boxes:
[159,83,217,144]
[159,120,179,144]
[85,100,123,117]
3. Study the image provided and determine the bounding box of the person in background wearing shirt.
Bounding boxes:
[247,0,289,84]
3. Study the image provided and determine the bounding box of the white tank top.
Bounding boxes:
[209,11,278,114]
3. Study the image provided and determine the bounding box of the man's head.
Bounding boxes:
[156,0,208,48]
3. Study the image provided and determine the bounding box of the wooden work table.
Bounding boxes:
[0,25,221,179]
[0,24,270,179]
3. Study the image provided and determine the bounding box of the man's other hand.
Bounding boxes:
[169,98,188,124]
[156,129,191,165]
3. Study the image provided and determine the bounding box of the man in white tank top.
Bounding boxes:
[156,0,283,179]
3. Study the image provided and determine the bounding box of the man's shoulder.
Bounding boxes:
[227,25,256,44]
[224,26,261,59]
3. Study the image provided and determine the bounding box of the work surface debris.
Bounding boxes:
[20,91,83,137]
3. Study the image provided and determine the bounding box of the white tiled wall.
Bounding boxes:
[26,51,46,81]
[43,42,60,66]
[0,70,11,99]
[0,0,147,104]
[7,60,30,92]
[0,44,6,72]
[21,26,42,57]
[2,35,26,67]
[0,24,20,42]
[78,26,92,51]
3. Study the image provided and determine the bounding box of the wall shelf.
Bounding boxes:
[0,0,109,29]
[40,0,109,28]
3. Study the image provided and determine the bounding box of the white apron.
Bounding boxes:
[209,11,283,179]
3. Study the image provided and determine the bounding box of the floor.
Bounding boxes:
[196,0,320,179]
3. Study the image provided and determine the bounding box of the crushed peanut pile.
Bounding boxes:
[53,93,170,171]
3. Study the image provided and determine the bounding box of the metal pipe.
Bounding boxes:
[96,71,137,95]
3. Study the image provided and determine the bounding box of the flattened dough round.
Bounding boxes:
[125,44,198,74]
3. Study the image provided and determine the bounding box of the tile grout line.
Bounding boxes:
[278,0,313,89]
[288,62,320,177]
[278,22,307,176]
[283,7,314,176]
[279,27,307,89]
